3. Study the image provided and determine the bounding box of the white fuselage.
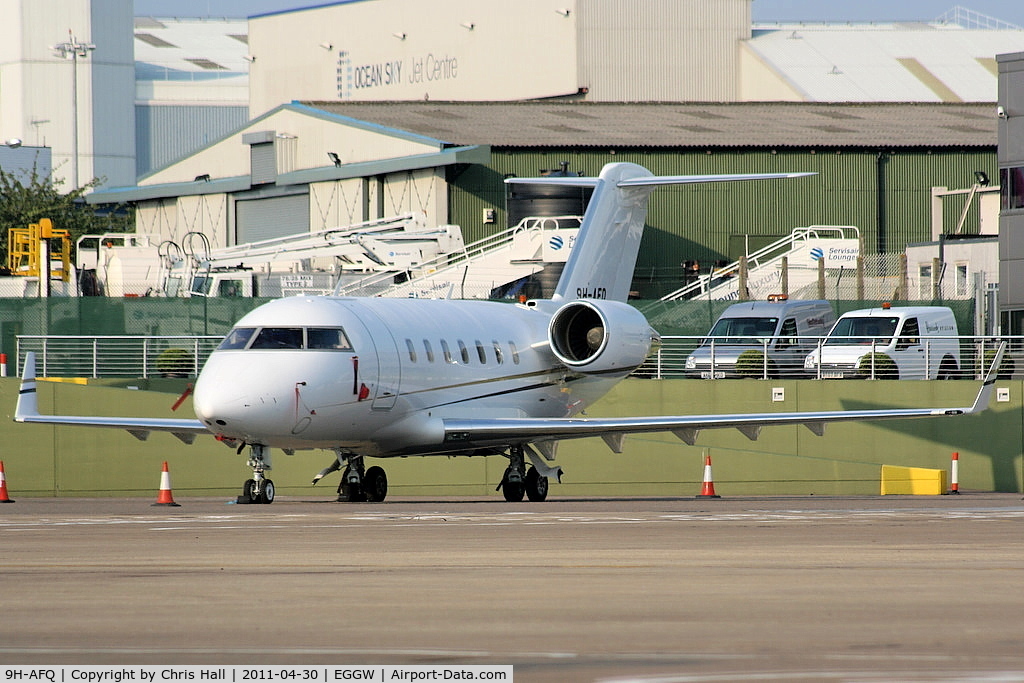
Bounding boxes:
[191,296,628,455]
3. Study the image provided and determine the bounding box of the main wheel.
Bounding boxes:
[338,467,366,502]
[364,466,388,502]
[501,468,526,502]
[525,467,549,502]
[259,479,275,504]
[242,478,259,503]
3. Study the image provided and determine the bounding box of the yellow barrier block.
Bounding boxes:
[880,465,948,495]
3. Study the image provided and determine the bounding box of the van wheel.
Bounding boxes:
[938,357,958,380]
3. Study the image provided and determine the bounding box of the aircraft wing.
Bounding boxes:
[443,344,1004,452]
[14,352,209,445]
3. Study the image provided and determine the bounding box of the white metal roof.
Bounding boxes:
[747,22,1024,102]
[134,17,249,97]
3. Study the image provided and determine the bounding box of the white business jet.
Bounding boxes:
[15,163,1003,503]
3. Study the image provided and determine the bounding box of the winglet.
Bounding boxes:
[968,342,1006,414]
[14,352,38,421]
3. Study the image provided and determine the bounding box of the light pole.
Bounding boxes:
[52,30,95,191]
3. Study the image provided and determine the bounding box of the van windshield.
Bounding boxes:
[706,317,778,345]
[825,316,899,345]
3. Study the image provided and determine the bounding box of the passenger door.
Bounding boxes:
[772,317,800,374]
[894,317,925,378]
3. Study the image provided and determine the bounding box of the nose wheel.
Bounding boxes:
[237,444,275,504]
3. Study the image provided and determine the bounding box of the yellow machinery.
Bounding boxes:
[7,218,71,282]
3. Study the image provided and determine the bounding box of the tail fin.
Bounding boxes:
[506,163,814,302]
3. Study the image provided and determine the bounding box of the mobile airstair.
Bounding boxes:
[334,215,582,299]
[660,226,861,302]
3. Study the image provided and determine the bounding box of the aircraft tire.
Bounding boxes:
[243,479,258,503]
[501,468,526,502]
[525,467,549,502]
[340,468,367,502]
[260,479,275,504]
[364,466,388,502]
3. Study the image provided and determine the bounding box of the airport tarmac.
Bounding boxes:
[1,494,1024,682]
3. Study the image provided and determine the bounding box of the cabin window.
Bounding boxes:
[475,340,487,364]
[218,327,256,350]
[405,338,417,362]
[440,340,454,363]
[307,327,352,350]
[493,341,504,364]
[423,340,435,363]
[509,341,520,364]
[250,327,304,349]
[458,340,470,364]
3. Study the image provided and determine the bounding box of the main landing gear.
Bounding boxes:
[238,444,275,504]
[497,444,549,502]
[312,450,388,503]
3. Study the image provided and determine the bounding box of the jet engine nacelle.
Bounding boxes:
[548,299,657,374]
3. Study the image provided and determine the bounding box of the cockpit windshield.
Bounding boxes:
[217,326,353,351]
[704,317,778,345]
[824,316,898,345]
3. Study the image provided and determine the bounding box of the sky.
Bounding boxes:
[133,0,1024,27]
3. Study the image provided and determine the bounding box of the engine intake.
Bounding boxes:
[548,300,656,373]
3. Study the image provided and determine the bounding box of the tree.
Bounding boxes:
[0,165,134,271]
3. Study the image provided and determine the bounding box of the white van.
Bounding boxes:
[685,299,835,378]
[803,305,960,379]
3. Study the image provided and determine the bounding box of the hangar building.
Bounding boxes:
[89,99,996,298]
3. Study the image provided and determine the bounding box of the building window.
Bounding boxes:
[955,263,969,297]
[1000,167,1024,210]
[918,264,932,299]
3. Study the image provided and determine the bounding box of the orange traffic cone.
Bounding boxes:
[697,452,720,499]
[0,461,14,503]
[152,461,180,507]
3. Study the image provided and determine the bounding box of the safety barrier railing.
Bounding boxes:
[634,335,1017,380]
[12,334,1020,381]
[15,336,224,379]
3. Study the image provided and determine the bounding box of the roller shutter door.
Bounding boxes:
[235,193,309,243]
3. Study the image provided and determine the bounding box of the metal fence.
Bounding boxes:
[636,335,1015,380]
[15,336,224,379]
[11,334,1017,381]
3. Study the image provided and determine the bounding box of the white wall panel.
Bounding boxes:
[577,0,748,102]
[248,0,579,115]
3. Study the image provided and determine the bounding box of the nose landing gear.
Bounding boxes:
[238,444,275,504]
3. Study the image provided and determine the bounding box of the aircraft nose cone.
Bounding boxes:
[192,356,252,434]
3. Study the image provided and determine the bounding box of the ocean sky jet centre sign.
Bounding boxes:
[338,50,461,98]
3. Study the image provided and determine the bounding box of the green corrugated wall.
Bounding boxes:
[447,148,996,298]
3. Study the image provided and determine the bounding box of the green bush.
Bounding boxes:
[156,348,194,376]
[735,349,775,378]
[857,352,898,379]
